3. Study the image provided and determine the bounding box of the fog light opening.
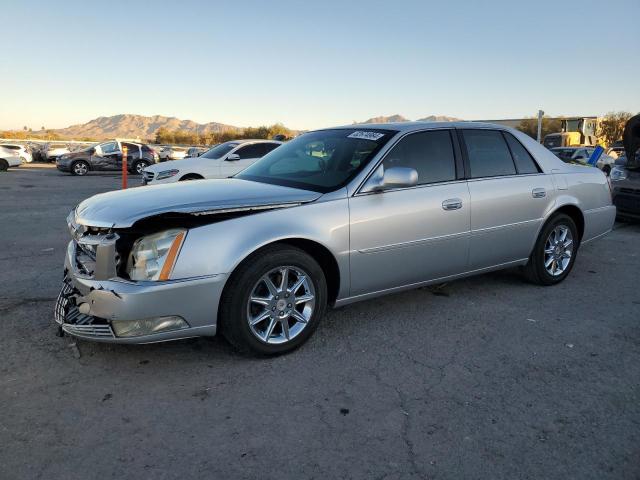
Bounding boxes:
[111,316,189,338]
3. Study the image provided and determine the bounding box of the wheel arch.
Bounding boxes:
[220,237,341,307]
[551,204,585,243]
[71,158,92,170]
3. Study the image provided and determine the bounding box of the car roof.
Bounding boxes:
[323,121,520,133]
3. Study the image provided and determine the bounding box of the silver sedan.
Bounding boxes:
[56,122,616,355]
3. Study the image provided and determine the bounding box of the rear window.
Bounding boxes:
[462,130,516,178]
[504,133,540,174]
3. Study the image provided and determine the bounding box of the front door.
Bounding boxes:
[91,141,122,171]
[349,129,470,297]
[220,143,267,177]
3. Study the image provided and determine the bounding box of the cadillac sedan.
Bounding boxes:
[56,122,616,355]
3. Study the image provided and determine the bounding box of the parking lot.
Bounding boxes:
[1,166,639,479]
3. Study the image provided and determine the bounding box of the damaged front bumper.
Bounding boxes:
[56,240,226,343]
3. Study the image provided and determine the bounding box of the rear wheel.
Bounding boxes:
[70,160,89,176]
[219,245,327,355]
[523,213,579,285]
[0,159,8,171]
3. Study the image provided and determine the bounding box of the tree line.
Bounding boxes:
[153,123,295,146]
[516,111,635,147]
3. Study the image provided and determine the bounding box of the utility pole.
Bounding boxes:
[537,110,544,143]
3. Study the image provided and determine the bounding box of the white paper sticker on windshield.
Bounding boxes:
[348,131,385,141]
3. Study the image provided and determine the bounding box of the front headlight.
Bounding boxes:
[156,169,180,180]
[610,166,628,182]
[127,229,186,281]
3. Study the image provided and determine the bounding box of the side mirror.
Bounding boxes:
[226,153,240,161]
[89,147,96,155]
[361,166,418,193]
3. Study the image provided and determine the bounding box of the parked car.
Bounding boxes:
[44,143,71,162]
[142,139,281,185]
[610,154,640,220]
[158,146,188,161]
[56,122,615,355]
[0,145,22,171]
[186,146,208,158]
[0,143,32,163]
[550,146,616,175]
[56,140,157,176]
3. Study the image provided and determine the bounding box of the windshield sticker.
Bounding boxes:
[347,131,386,141]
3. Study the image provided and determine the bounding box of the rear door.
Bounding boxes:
[461,129,554,270]
[349,129,470,296]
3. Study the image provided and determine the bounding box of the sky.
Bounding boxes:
[2,0,639,131]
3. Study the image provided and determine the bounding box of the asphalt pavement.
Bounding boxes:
[1,166,639,479]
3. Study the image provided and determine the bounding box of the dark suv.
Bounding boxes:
[56,140,158,176]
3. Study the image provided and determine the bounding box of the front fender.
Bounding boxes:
[171,197,350,298]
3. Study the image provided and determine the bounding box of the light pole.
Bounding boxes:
[537,110,544,143]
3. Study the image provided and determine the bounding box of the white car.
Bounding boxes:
[142,139,282,185]
[45,143,70,161]
[0,143,32,163]
[159,146,188,161]
[0,146,23,171]
[551,147,616,175]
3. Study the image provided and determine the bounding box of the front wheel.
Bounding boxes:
[219,245,327,355]
[523,213,579,285]
[70,160,89,176]
[132,160,150,175]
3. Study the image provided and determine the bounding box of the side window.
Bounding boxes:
[503,133,540,174]
[100,141,119,154]
[462,130,516,178]
[235,143,265,159]
[262,143,280,155]
[382,130,456,185]
[122,143,139,158]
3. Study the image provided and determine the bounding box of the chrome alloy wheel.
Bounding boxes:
[246,266,316,344]
[73,162,88,175]
[136,162,146,174]
[544,225,574,276]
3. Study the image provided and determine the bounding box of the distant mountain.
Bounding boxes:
[359,114,410,124]
[357,114,461,124]
[51,114,240,140]
[416,115,461,122]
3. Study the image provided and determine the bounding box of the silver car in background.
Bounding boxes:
[56,122,616,355]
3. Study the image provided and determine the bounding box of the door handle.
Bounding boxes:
[532,188,546,198]
[442,198,463,211]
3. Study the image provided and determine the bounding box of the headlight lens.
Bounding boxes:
[127,229,186,281]
[156,169,180,180]
[610,166,628,182]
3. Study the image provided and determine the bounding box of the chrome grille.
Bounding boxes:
[62,323,115,338]
[55,280,115,339]
[143,171,155,181]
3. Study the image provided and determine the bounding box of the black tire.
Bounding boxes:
[70,160,89,176]
[602,165,611,176]
[523,213,579,286]
[0,159,8,171]
[219,244,328,355]
[179,173,204,181]
[132,160,150,175]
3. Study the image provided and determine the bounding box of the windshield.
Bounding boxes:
[236,128,396,192]
[201,142,239,159]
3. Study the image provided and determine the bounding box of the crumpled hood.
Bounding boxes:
[75,178,321,228]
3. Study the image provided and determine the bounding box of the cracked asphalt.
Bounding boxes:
[1,166,639,479]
